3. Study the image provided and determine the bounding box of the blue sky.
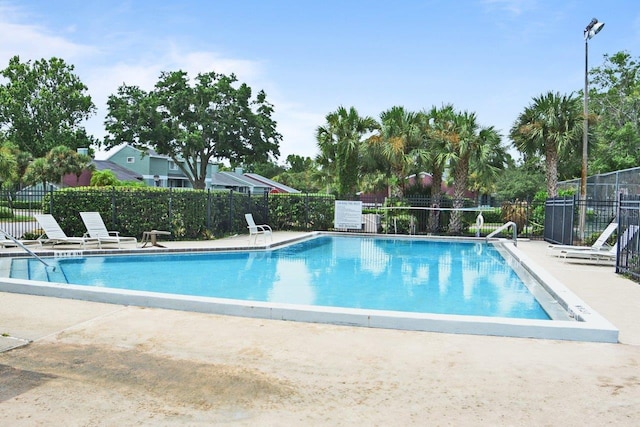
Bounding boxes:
[1,0,639,163]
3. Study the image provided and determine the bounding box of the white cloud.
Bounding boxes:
[0,6,95,64]
[1,7,319,161]
[480,0,536,16]
[272,107,324,161]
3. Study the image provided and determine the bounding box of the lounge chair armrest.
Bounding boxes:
[107,231,120,236]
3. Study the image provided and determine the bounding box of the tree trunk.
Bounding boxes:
[429,168,443,233]
[448,158,469,234]
[545,144,559,198]
[193,179,206,190]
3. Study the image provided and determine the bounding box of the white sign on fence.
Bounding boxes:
[334,200,363,229]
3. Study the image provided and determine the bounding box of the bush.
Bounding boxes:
[383,213,416,234]
[480,208,502,223]
[268,193,335,230]
[501,200,528,232]
[0,199,43,209]
[40,187,337,240]
[0,206,13,219]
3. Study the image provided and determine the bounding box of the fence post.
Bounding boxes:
[229,190,234,233]
[206,189,211,230]
[48,184,55,214]
[111,187,117,224]
[168,187,173,229]
[305,192,310,231]
[263,190,269,222]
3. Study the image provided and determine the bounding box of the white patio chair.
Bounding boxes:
[547,222,618,256]
[560,224,639,265]
[245,213,272,245]
[80,211,137,249]
[34,214,97,248]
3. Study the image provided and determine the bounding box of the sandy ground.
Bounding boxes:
[1,236,640,425]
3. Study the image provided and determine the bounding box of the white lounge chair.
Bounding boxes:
[547,222,618,256]
[245,213,272,245]
[0,230,38,248]
[560,224,639,265]
[34,214,97,248]
[80,211,137,249]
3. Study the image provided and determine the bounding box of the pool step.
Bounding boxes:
[9,258,67,283]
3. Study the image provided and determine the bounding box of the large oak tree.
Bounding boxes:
[104,70,281,189]
[0,56,95,158]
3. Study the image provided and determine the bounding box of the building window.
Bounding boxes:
[168,161,178,170]
[126,157,135,163]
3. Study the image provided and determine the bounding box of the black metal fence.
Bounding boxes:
[544,197,618,246]
[1,186,352,240]
[0,188,550,241]
[617,195,640,280]
[0,187,625,245]
[360,195,544,239]
[544,197,574,245]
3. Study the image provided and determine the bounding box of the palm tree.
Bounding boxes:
[418,105,457,232]
[447,111,502,234]
[368,106,424,197]
[509,91,582,198]
[468,127,508,198]
[316,106,379,197]
[45,145,92,185]
[23,157,55,188]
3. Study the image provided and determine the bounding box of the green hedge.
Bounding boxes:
[0,206,13,219]
[42,187,336,240]
[268,193,335,230]
[0,199,44,210]
[480,208,502,223]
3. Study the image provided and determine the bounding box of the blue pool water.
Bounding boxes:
[11,235,550,320]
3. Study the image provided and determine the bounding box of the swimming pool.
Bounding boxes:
[0,233,619,342]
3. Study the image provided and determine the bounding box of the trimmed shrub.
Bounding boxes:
[480,208,502,224]
[0,206,13,219]
[268,193,335,230]
[41,187,337,240]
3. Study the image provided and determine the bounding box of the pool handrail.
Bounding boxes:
[1,232,54,270]
[486,221,517,246]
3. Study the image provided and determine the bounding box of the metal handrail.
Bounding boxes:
[1,232,55,270]
[485,221,517,246]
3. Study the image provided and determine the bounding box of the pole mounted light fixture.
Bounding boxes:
[579,17,604,241]
[584,18,605,40]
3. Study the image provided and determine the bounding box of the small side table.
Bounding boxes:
[140,230,171,248]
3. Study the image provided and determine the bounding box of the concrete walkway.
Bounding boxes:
[1,233,639,346]
[1,233,640,425]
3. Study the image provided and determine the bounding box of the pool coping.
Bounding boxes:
[0,233,619,343]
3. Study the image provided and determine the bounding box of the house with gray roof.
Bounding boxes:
[104,144,299,193]
[244,173,301,194]
[209,167,299,194]
[105,145,193,187]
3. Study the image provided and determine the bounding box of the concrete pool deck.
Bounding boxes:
[1,233,640,424]
[0,232,621,342]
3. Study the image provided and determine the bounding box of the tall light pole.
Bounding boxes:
[579,18,605,241]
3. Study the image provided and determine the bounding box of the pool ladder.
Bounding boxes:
[1,232,55,271]
[485,221,517,246]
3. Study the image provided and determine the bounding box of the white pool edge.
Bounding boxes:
[0,238,619,343]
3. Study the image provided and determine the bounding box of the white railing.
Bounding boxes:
[485,221,517,246]
[1,232,54,270]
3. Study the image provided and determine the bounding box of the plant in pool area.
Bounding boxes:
[501,200,528,233]
[0,206,13,219]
